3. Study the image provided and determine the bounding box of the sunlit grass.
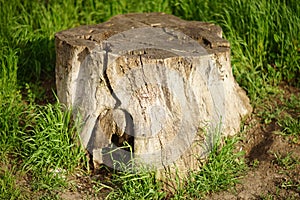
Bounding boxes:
[171,137,246,199]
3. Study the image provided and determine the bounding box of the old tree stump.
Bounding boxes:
[55,13,252,179]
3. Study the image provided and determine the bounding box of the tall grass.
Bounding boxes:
[0,0,172,82]
[0,26,87,198]
[1,0,298,92]
[0,57,87,197]
[19,103,87,189]
[0,48,24,154]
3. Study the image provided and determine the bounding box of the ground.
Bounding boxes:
[208,119,300,199]
[207,85,300,200]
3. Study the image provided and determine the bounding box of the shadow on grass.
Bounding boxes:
[16,36,57,104]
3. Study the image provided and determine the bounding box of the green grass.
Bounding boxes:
[0,0,299,199]
[92,136,245,200]
[256,92,300,142]
[0,164,21,200]
[0,47,88,197]
[171,137,246,199]
[106,170,167,200]
[19,102,87,190]
[273,152,300,196]
[171,0,300,99]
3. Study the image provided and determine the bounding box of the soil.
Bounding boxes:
[206,119,300,200]
[206,84,300,200]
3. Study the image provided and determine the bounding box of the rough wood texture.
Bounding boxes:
[55,13,252,179]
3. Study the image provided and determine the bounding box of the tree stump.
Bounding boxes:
[55,13,252,180]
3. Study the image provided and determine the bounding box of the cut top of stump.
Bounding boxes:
[55,13,252,177]
[55,12,229,54]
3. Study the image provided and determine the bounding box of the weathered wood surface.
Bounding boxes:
[55,13,252,178]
